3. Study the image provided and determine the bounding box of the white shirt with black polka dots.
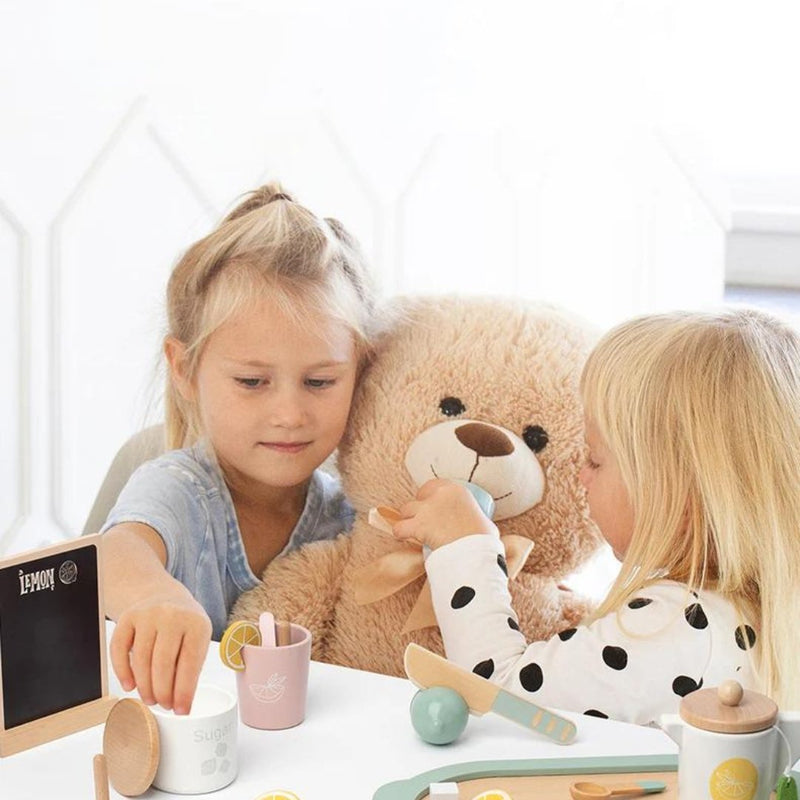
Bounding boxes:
[424,533,758,725]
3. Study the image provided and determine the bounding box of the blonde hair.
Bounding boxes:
[581,308,800,708]
[164,182,376,449]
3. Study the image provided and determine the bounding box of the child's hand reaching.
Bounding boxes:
[110,594,212,715]
[393,478,498,550]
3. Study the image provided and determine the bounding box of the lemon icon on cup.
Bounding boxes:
[710,758,758,800]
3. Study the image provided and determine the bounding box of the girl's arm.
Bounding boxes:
[103,523,212,715]
[393,480,743,725]
[423,535,754,725]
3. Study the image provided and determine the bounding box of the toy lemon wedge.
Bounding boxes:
[220,620,261,670]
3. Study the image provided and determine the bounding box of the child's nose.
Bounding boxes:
[267,386,306,427]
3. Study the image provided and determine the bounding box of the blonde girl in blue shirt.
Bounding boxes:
[394,309,800,721]
[102,184,376,714]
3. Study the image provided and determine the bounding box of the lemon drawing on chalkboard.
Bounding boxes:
[219,620,261,670]
[709,758,758,800]
[58,559,78,584]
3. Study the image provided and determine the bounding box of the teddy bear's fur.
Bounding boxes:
[231,295,603,677]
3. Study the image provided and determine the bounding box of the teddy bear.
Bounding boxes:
[231,294,604,677]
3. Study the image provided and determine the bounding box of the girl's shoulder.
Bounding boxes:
[128,442,224,495]
[618,579,745,638]
[306,468,355,528]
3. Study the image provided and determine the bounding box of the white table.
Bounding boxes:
[0,629,677,799]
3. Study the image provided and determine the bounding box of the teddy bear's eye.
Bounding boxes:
[439,396,466,417]
[523,425,549,453]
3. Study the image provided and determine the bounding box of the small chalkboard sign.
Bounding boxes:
[0,534,115,756]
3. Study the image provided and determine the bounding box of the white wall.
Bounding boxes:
[4,0,798,556]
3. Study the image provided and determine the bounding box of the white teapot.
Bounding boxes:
[660,680,799,800]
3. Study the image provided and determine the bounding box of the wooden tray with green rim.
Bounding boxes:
[372,754,679,800]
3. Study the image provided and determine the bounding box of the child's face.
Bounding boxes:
[579,418,634,560]
[183,295,358,497]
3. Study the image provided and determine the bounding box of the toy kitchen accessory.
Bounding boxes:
[660,679,795,800]
[102,686,238,795]
[405,643,577,745]
[221,615,312,730]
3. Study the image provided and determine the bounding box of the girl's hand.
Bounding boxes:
[110,596,212,715]
[393,478,498,550]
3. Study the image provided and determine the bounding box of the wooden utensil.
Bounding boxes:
[569,780,667,799]
[93,754,109,800]
[368,505,403,535]
[258,611,277,647]
[275,619,292,646]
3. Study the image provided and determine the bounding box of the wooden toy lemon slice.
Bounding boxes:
[470,791,513,800]
[219,620,261,670]
[252,792,302,800]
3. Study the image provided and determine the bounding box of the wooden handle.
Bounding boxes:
[368,506,402,535]
[93,754,109,800]
[276,619,292,646]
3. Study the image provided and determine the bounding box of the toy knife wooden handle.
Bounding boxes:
[368,506,402,535]
[404,643,577,745]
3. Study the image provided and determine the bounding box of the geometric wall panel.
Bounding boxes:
[242,113,382,275]
[51,109,215,535]
[398,134,517,295]
[146,111,382,276]
[514,133,725,329]
[0,200,28,551]
[527,135,649,328]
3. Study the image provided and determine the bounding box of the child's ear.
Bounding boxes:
[164,337,194,401]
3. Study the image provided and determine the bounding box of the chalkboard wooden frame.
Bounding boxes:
[0,534,116,756]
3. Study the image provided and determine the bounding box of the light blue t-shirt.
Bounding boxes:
[100,442,354,639]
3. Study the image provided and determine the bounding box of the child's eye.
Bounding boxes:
[235,377,265,389]
[586,457,600,470]
[305,377,336,389]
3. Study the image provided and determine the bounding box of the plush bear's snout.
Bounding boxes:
[404,419,545,521]
[455,422,515,458]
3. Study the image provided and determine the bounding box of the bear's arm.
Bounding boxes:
[229,534,352,661]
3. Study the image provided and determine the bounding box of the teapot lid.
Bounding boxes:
[679,680,778,734]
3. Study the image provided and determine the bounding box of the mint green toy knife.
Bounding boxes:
[404,643,577,744]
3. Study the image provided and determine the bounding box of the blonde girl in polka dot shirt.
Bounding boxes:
[393,308,800,724]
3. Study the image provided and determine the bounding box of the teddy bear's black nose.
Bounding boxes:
[455,422,514,458]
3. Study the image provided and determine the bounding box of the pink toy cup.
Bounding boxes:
[236,622,311,730]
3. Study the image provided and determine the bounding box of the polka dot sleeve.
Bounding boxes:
[424,534,758,725]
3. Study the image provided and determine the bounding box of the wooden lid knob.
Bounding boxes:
[718,680,744,707]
